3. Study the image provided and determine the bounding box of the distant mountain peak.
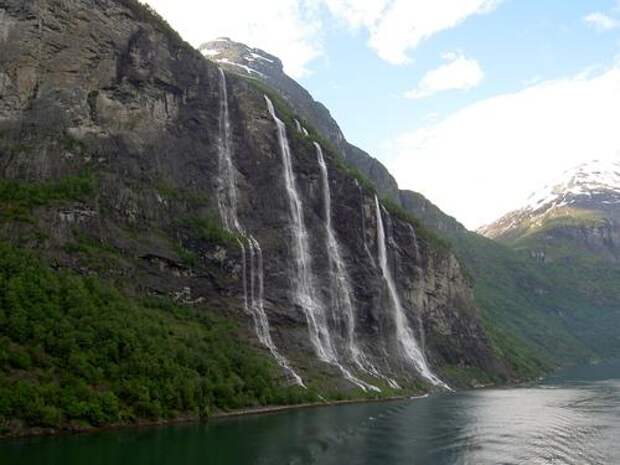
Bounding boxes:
[479,157,620,241]
[523,158,620,213]
[198,38,283,78]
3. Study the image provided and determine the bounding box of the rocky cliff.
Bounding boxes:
[0,0,509,417]
[200,38,402,204]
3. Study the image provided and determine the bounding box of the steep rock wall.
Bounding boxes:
[0,0,506,391]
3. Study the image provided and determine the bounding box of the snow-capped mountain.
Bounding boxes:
[523,158,620,211]
[479,159,620,262]
[199,38,283,79]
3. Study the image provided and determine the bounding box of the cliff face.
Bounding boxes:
[200,38,402,204]
[0,0,507,394]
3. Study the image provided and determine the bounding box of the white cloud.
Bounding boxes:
[323,0,501,64]
[386,65,620,229]
[404,52,484,99]
[142,0,322,78]
[141,0,502,75]
[584,12,619,31]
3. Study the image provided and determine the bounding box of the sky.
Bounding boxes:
[143,0,620,229]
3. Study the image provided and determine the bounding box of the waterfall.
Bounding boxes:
[294,119,303,134]
[314,143,380,393]
[248,237,305,387]
[264,95,332,361]
[216,68,303,386]
[374,195,449,389]
[216,68,241,232]
[265,95,374,392]
[407,224,427,352]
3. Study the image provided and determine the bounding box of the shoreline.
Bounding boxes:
[0,394,413,441]
[3,370,552,441]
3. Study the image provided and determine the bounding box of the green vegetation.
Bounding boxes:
[64,233,118,256]
[119,0,186,46]
[500,207,606,247]
[0,243,315,434]
[449,231,602,366]
[440,364,502,388]
[382,197,452,254]
[155,180,210,205]
[179,214,240,247]
[0,175,95,222]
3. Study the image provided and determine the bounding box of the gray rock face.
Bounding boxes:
[0,0,507,390]
[200,38,402,204]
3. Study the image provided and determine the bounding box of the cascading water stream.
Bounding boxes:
[374,195,450,390]
[264,95,332,362]
[407,224,427,352]
[314,143,380,393]
[216,68,240,233]
[265,95,373,392]
[216,68,303,386]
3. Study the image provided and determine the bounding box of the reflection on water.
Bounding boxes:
[2,361,619,465]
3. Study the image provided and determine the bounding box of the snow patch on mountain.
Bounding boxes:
[250,52,274,63]
[479,158,620,238]
[524,159,620,212]
[215,58,265,77]
[199,38,281,80]
[201,48,220,57]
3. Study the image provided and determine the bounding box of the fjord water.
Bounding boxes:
[4,361,619,465]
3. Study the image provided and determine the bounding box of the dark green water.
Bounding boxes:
[2,361,619,465]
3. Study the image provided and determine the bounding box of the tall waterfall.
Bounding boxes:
[216,69,303,386]
[265,95,374,392]
[374,196,449,389]
[407,224,427,352]
[314,143,380,392]
[216,68,240,232]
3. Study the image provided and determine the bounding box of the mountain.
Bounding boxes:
[472,159,620,363]
[480,159,620,263]
[0,0,513,436]
[201,37,620,370]
[200,38,574,371]
[199,38,402,204]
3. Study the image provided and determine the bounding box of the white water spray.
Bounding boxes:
[315,143,380,392]
[216,68,241,232]
[374,195,449,390]
[216,69,303,386]
[265,95,373,392]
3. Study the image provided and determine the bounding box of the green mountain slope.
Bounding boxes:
[403,190,620,367]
